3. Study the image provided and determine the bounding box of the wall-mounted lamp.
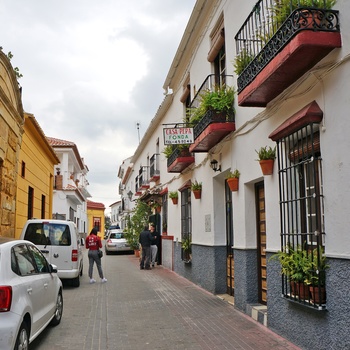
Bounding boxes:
[127,191,133,200]
[210,159,221,172]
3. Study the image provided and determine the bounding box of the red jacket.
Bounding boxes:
[86,234,102,250]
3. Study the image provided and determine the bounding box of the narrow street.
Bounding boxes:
[30,248,301,350]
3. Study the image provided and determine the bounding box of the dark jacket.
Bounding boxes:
[139,229,154,247]
[150,230,160,246]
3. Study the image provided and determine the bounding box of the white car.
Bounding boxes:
[20,219,84,287]
[0,238,63,350]
[105,230,133,254]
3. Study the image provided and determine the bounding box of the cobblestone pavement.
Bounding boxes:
[30,249,301,350]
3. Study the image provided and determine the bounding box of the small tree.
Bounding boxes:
[124,200,152,249]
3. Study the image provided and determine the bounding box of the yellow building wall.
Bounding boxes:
[87,208,105,239]
[15,113,59,238]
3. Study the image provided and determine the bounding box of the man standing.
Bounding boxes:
[139,225,154,270]
[150,224,160,267]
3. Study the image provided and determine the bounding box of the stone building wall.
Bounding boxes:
[0,49,24,237]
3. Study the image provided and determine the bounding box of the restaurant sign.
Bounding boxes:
[163,127,194,145]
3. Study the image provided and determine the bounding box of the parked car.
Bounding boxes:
[105,229,133,254]
[0,237,63,350]
[20,219,84,287]
[104,224,121,239]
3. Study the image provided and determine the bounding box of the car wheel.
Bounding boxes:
[50,290,63,326]
[15,321,29,350]
[71,275,80,287]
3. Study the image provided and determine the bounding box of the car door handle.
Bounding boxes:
[41,250,49,254]
[27,288,32,294]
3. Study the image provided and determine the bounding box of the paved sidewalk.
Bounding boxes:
[31,250,301,350]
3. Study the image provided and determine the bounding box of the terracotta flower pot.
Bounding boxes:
[259,159,274,175]
[171,197,178,205]
[192,189,201,199]
[227,177,239,191]
[309,286,326,304]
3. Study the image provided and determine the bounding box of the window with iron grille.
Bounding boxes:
[275,122,327,309]
[181,188,192,262]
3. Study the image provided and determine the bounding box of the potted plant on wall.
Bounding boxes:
[256,146,276,175]
[191,180,202,199]
[169,191,179,205]
[226,169,240,191]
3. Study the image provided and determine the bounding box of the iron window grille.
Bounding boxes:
[181,188,192,262]
[276,122,326,310]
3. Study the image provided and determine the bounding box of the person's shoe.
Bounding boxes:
[90,278,96,284]
[101,278,107,283]
[145,266,151,270]
[140,266,144,270]
[152,263,155,267]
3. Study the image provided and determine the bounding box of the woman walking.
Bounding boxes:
[85,228,107,283]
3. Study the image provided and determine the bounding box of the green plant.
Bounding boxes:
[233,49,255,75]
[5,50,23,79]
[169,191,178,199]
[270,244,312,282]
[124,200,152,248]
[226,169,240,179]
[151,202,161,210]
[304,246,329,286]
[187,85,235,125]
[255,146,276,160]
[191,180,202,191]
[163,144,175,158]
[270,0,337,34]
[181,236,192,254]
[163,144,190,159]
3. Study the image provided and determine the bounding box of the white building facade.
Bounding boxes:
[47,137,90,234]
[119,1,350,348]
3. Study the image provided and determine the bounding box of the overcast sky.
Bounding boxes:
[0,0,196,213]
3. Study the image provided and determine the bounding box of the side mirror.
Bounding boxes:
[49,264,58,273]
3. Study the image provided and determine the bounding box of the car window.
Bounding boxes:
[27,244,50,273]
[110,233,123,239]
[24,223,72,246]
[12,244,37,276]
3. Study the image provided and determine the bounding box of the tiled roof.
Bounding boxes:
[87,200,106,210]
[46,137,76,147]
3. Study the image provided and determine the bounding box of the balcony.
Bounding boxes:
[188,74,235,152]
[235,0,341,107]
[167,147,195,173]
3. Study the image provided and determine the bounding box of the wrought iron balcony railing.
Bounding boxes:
[189,74,234,109]
[234,0,340,93]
